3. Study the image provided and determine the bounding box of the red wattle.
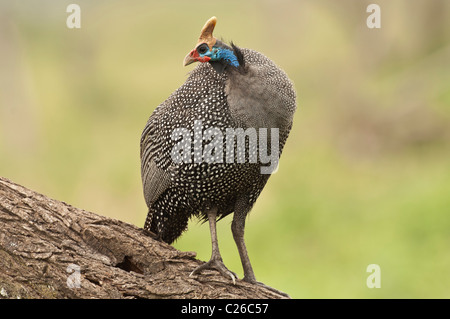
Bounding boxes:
[190,50,211,63]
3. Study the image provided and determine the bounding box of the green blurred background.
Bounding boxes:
[1,0,449,298]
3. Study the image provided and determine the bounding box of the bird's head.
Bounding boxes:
[183,16,240,72]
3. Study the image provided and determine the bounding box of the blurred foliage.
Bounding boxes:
[1,0,449,298]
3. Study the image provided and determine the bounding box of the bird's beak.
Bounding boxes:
[183,50,197,66]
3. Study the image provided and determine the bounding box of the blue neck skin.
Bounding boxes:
[210,47,239,67]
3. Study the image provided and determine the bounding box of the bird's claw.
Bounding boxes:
[243,278,290,298]
[190,258,237,285]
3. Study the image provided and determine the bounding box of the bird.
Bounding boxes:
[140,16,297,291]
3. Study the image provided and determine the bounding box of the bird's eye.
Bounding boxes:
[197,44,208,55]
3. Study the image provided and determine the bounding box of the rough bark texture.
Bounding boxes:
[0,177,288,299]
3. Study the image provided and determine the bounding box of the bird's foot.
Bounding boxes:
[190,258,238,285]
[243,277,290,298]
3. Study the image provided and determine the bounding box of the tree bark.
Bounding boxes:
[0,176,288,299]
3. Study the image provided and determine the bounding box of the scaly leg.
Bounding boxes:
[232,207,290,298]
[190,207,237,284]
[231,209,256,282]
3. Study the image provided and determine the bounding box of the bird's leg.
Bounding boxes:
[231,208,290,298]
[231,210,256,282]
[190,207,237,284]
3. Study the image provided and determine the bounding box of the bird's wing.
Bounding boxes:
[140,104,173,207]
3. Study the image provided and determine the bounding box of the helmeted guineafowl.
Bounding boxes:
[140,16,297,291]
